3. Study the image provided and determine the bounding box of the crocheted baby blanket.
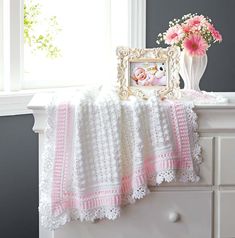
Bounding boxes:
[40,89,201,230]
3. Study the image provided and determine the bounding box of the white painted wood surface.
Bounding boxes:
[29,95,235,238]
[218,137,235,185]
[219,191,235,237]
[54,191,212,238]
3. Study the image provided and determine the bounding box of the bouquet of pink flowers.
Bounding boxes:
[156,13,222,56]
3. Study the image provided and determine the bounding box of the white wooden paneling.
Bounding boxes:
[54,191,212,238]
[196,108,235,132]
[199,137,214,185]
[218,191,235,238]
[218,137,235,186]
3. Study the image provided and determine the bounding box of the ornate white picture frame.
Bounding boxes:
[116,46,181,100]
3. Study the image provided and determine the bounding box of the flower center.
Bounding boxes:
[191,43,198,50]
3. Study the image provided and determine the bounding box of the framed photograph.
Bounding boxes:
[116,46,181,100]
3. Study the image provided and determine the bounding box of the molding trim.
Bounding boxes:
[196,108,235,133]
[0,93,33,116]
[128,0,146,48]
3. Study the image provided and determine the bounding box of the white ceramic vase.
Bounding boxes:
[179,50,208,91]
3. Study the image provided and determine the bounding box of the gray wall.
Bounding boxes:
[0,115,38,238]
[146,0,235,92]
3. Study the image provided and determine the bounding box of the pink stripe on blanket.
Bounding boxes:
[168,101,193,164]
[53,157,195,215]
[52,101,74,213]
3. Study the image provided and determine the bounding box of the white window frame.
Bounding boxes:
[0,0,4,91]
[0,0,146,116]
[128,0,146,49]
[10,0,24,91]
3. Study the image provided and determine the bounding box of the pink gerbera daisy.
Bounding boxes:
[182,23,191,34]
[164,25,184,45]
[183,34,208,56]
[207,22,215,31]
[207,23,222,42]
[212,30,222,42]
[186,15,205,29]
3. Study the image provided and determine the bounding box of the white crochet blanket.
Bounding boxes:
[40,88,201,230]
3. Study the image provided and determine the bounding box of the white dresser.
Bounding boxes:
[29,94,235,238]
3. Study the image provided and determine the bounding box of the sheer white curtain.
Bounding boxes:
[23,0,129,88]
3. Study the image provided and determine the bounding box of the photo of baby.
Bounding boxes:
[130,62,167,87]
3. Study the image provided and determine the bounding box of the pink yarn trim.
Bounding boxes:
[52,103,68,212]
[52,101,74,212]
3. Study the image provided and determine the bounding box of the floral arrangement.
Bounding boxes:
[156,13,222,56]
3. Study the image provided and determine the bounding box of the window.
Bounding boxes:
[0,0,3,90]
[0,0,146,92]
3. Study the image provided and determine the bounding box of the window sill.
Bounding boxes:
[0,87,82,116]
